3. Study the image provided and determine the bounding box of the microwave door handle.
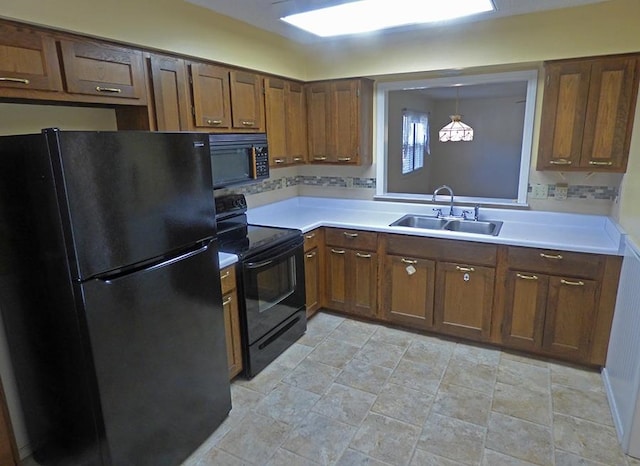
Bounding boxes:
[250,147,257,179]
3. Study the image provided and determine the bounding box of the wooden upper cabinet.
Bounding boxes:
[307,78,373,165]
[190,62,231,130]
[148,54,191,131]
[59,39,147,103]
[229,70,263,130]
[265,77,308,166]
[538,54,639,172]
[0,22,63,94]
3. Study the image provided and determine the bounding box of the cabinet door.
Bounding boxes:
[0,23,63,93]
[351,250,378,318]
[325,247,348,312]
[287,81,308,164]
[537,61,591,169]
[59,39,146,102]
[435,262,495,340]
[307,82,332,162]
[222,291,243,379]
[265,78,289,166]
[190,63,231,129]
[542,276,597,361]
[229,70,262,130]
[382,255,435,330]
[502,270,549,351]
[581,56,638,170]
[332,80,359,164]
[149,55,191,131]
[304,247,321,317]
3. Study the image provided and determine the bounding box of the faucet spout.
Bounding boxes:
[432,185,455,217]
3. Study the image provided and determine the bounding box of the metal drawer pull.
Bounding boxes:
[95,86,122,93]
[540,253,563,260]
[549,159,572,165]
[220,270,230,279]
[293,157,303,162]
[343,232,358,238]
[305,233,315,239]
[206,119,223,125]
[0,77,30,84]
[313,156,327,161]
[305,252,316,258]
[331,249,346,254]
[222,296,233,306]
[274,158,285,164]
[241,120,255,126]
[589,161,613,166]
[561,279,584,286]
[516,273,539,280]
[337,157,351,162]
[456,266,475,272]
[401,258,417,264]
[356,253,371,258]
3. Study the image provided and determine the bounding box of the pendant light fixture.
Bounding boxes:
[439,87,474,142]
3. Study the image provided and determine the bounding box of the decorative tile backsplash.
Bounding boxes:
[216,176,617,202]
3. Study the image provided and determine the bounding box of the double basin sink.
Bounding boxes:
[390,214,503,236]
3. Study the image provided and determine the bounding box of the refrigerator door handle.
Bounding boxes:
[95,241,212,283]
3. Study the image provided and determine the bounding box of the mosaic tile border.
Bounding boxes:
[216,177,617,201]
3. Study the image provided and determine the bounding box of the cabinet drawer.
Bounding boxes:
[507,247,603,279]
[385,234,497,267]
[303,228,322,252]
[325,228,377,251]
[220,266,236,295]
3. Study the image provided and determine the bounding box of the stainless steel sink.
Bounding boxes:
[389,214,503,236]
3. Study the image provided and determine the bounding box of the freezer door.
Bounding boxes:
[46,129,216,280]
[80,241,230,466]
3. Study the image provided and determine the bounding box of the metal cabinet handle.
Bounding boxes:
[549,159,572,165]
[589,161,613,166]
[293,157,303,162]
[0,77,30,84]
[95,86,122,93]
[206,119,223,125]
[401,258,417,264]
[305,251,316,258]
[561,279,585,286]
[337,157,351,162]
[456,266,475,272]
[241,120,255,126]
[274,158,285,164]
[343,232,358,238]
[313,156,327,161]
[220,270,231,279]
[516,273,539,280]
[331,249,346,254]
[356,252,371,258]
[222,296,233,306]
[305,233,315,239]
[540,253,563,260]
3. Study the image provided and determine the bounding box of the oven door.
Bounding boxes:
[241,237,305,345]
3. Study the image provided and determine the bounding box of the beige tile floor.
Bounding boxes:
[183,311,640,466]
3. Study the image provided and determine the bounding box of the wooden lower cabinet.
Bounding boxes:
[303,229,324,317]
[220,266,242,379]
[381,254,435,330]
[434,262,495,341]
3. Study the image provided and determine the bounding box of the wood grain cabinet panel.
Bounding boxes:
[304,229,324,318]
[0,22,63,94]
[286,81,308,163]
[220,266,242,379]
[59,39,147,103]
[307,82,331,163]
[538,54,639,172]
[148,54,191,131]
[189,62,231,130]
[229,70,263,130]
[325,246,348,312]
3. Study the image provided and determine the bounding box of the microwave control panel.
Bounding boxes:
[254,146,269,178]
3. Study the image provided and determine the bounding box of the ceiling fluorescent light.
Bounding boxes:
[281,0,495,37]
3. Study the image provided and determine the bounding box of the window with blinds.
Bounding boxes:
[402,109,430,174]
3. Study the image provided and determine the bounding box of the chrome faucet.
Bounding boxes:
[432,185,455,217]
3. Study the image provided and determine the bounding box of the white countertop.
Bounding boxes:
[247,197,626,256]
[218,252,238,269]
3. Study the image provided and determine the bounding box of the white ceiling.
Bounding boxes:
[185,0,611,44]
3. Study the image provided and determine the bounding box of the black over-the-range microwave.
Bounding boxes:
[209,132,269,189]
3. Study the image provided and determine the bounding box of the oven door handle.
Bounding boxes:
[246,259,274,269]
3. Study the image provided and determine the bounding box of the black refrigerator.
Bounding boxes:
[0,129,231,465]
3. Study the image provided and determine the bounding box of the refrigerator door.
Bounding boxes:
[45,129,216,280]
[80,240,230,466]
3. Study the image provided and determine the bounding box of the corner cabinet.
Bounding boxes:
[537,54,640,172]
[306,78,373,165]
[220,266,243,379]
